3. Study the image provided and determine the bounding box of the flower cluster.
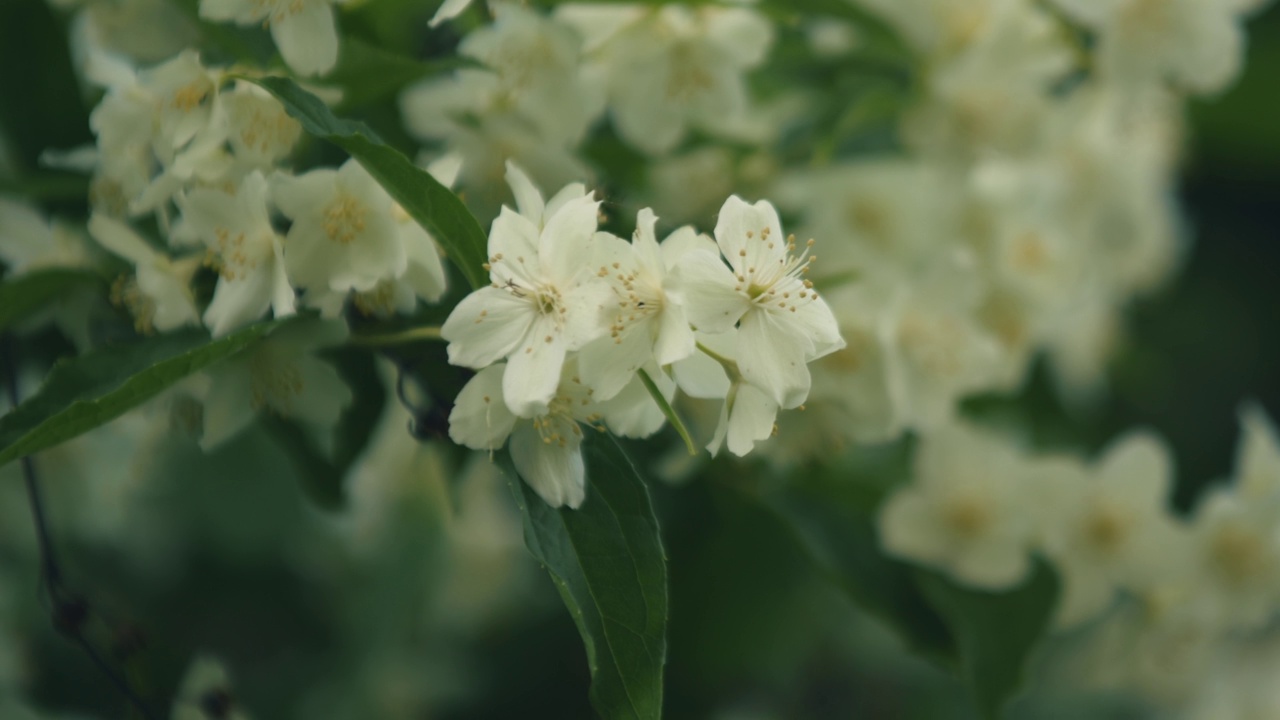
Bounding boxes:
[33,42,457,451]
[444,163,843,507]
[880,406,1280,710]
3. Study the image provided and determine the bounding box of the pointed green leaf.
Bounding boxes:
[0,319,288,468]
[245,75,490,290]
[504,436,667,720]
[0,269,104,332]
[765,483,958,666]
[916,560,1060,719]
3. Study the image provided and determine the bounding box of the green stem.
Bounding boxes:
[696,341,741,383]
[351,326,444,347]
[637,368,698,457]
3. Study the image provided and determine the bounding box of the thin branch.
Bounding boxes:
[2,334,162,720]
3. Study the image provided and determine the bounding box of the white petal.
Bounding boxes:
[428,0,473,27]
[737,309,811,409]
[659,225,717,270]
[561,280,615,350]
[713,195,785,277]
[87,214,156,265]
[878,490,950,564]
[1099,430,1172,506]
[509,423,586,509]
[652,303,695,367]
[441,286,536,368]
[286,352,353,426]
[449,365,516,450]
[504,160,545,224]
[271,0,339,77]
[502,317,568,417]
[672,249,748,333]
[726,383,777,456]
[541,195,601,283]
[203,269,273,337]
[269,238,297,318]
[578,322,652,401]
[270,169,334,220]
[951,538,1031,591]
[790,293,845,360]
[200,362,255,451]
[673,349,730,400]
[401,225,448,303]
[601,368,671,439]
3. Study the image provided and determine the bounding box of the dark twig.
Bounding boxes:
[2,334,162,720]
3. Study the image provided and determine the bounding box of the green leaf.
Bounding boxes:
[765,482,958,666]
[245,75,490,290]
[0,270,104,332]
[0,320,287,468]
[916,561,1060,720]
[504,436,667,720]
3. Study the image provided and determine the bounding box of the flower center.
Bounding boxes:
[323,192,367,245]
[1210,524,1267,587]
[732,226,821,315]
[943,494,992,538]
[248,351,304,413]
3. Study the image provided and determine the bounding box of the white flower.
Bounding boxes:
[806,284,901,444]
[559,5,774,155]
[577,208,707,400]
[449,363,590,509]
[878,255,1002,432]
[221,82,303,170]
[440,163,613,418]
[200,319,353,450]
[677,195,844,410]
[136,49,221,157]
[199,0,340,76]
[878,422,1036,590]
[88,213,201,333]
[457,2,604,146]
[0,197,91,275]
[318,156,454,317]
[178,171,295,336]
[1049,0,1257,94]
[1183,488,1280,631]
[1036,432,1182,628]
[272,159,406,295]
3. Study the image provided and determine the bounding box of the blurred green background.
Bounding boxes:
[0,1,1278,718]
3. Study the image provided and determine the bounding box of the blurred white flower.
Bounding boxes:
[1049,0,1259,94]
[1184,488,1280,631]
[88,213,201,333]
[179,171,295,336]
[878,422,1036,590]
[200,0,340,76]
[0,197,92,275]
[200,319,353,451]
[559,4,773,155]
[1036,432,1183,628]
[272,159,406,296]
